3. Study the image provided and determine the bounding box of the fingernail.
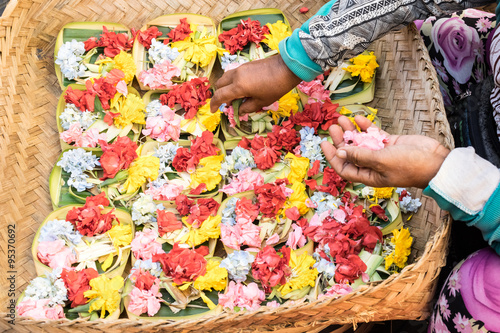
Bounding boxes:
[337,150,347,159]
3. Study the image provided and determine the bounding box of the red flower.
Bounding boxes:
[320,100,341,131]
[334,254,367,284]
[255,182,288,218]
[97,26,134,58]
[361,225,383,252]
[307,160,321,177]
[245,134,282,170]
[168,18,193,42]
[285,207,301,221]
[185,198,220,228]
[235,197,259,224]
[398,189,409,201]
[64,87,96,112]
[191,131,220,159]
[85,192,110,207]
[61,268,99,308]
[189,183,207,195]
[172,147,199,173]
[175,195,194,216]
[305,178,318,192]
[369,205,389,221]
[161,77,212,119]
[66,194,117,237]
[237,137,252,149]
[289,102,324,131]
[103,110,120,126]
[134,269,157,291]
[84,36,99,51]
[137,26,163,49]
[85,76,119,110]
[251,246,291,292]
[157,210,183,236]
[153,243,208,284]
[267,123,300,153]
[303,216,342,243]
[317,167,347,196]
[99,136,138,180]
[218,18,270,54]
[324,234,359,259]
[299,7,309,13]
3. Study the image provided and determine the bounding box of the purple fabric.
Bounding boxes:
[460,247,500,332]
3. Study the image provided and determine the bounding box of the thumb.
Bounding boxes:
[337,146,380,168]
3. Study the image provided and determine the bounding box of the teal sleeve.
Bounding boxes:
[278,0,338,81]
[424,183,500,255]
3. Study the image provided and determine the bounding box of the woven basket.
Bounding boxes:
[0,0,453,331]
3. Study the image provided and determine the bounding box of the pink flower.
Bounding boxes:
[447,269,461,297]
[219,281,265,311]
[321,284,353,299]
[235,197,259,224]
[438,294,451,321]
[60,123,106,148]
[285,224,306,250]
[139,60,181,90]
[221,168,264,195]
[127,280,163,317]
[17,299,65,320]
[222,104,248,128]
[116,80,128,96]
[463,8,495,19]
[142,105,182,142]
[221,221,261,250]
[343,127,388,150]
[332,209,346,223]
[265,233,280,246]
[37,239,77,269]
[131,229,165,260]
[297,79,330,103]
[266,300,280,308]
[453,313,473,333]
[144,181,185,201]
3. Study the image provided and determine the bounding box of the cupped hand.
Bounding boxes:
[320,115,451,188]
[209,55,302,115]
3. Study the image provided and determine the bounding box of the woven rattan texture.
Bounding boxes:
[0,0,452,331]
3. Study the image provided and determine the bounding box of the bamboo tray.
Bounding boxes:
[0,0,452,331]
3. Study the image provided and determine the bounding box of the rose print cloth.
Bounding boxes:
[428,248,500,333]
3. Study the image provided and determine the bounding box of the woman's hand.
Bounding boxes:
[209,55,302,115]
[321,115,451,188]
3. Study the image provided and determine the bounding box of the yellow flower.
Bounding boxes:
[344,52,379,83]
[171,25,224,68]
[123,155,160,194]
[113,94,146,129]
[190,154,223,191]
[112,51,136,84]
[262,21,291,51]
[284,152,309,184]
[83,275,124,318]
[285,182,310,216]
[267,90,300,123]
[107,224,133,252]
[198,99,221,132]
[193,259,227,292]
[374,187,394,200]
[180,215,221,247]
[385,227,413,270]
[278,251,317,297]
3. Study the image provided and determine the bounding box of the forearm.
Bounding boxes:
[423,148,500,254]
[280,0,494,80]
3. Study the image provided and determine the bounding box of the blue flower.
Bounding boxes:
[39,219,82,245]
[299,127,326,170]
[145,100,163,118]
[313,257,336,279]
[310,192,342,216]
[221,197,238,226]
[221,147,256,177]
[24,268,67,306]
[129,259,162,278]
[154,142,180,174]
[220,250,255,282]
[148,39,180,64]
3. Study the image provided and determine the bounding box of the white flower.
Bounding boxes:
[131,193,164,225]
[56,148,100,192]
[55,39,87,80]
[38,219,82,245]
[148,39,180,65]
[59,103,98,130]
[145,100,163,118]
[23,268,67,306]
[154,142,180,174]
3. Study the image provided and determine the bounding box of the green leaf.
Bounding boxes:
[152,25,172,38]
[232,99,242,127]
[94,95,104,115]
[149,289,219,318]
[221,14,285,31]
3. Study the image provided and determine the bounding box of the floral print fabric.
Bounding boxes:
[428,248,500,333]
[419,9,496,107]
